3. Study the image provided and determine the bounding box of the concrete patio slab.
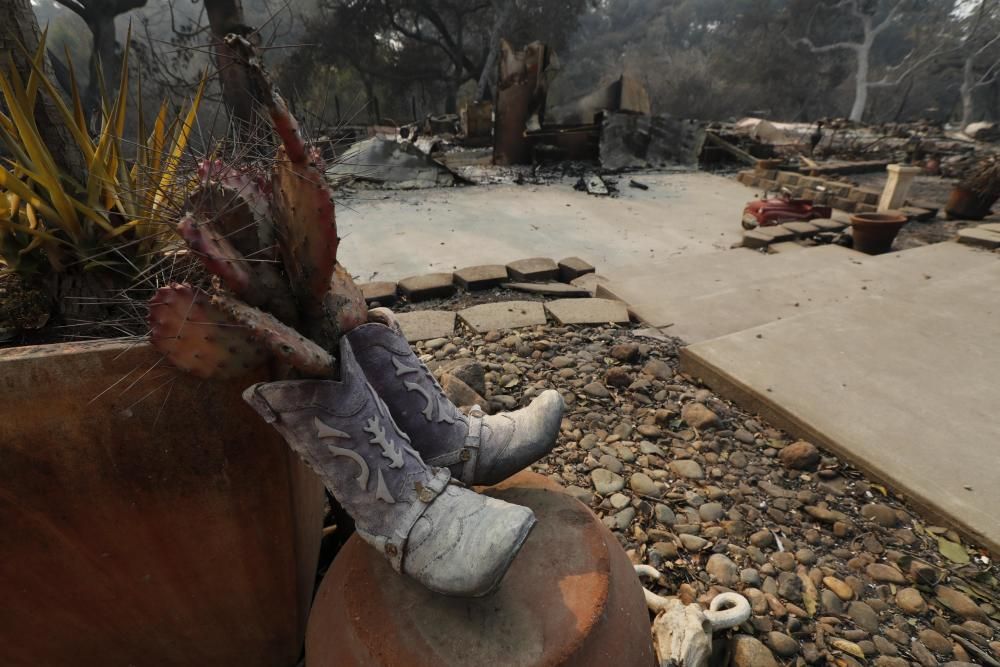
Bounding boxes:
[397,273,457,301]
[507,257,559,282]
[336,173,751,284]
[454,265,509,290]
[545,298,630,325]
[458,301,547,333]
[394,311,456,342]
[625,243,998,342]
[360,281,398,306]
[680,260,1000,552]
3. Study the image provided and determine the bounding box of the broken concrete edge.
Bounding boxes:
[368,257,600,303]
[594,281,656,328]
[957,226,1000,250]
[677,347,1000,556]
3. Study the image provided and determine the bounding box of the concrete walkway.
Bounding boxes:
[618,241,1000,342]
[337,172,748,283]
[681,249,1000,552]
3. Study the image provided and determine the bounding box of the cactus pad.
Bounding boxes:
[195,160,274,252]
[272,143,339,315]
[177,213,252,296]
[148,283,269,379]
[231,41,339,314]
[328,262,368,334]
[211,293,336,378]
[176,210,298,324]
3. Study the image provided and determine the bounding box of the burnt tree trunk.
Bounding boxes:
[1,0,84,181]
[51,0,147,117]
[86,13,118,108]
[204,0,259,139]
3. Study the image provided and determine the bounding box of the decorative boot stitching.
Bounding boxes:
[314,416,370,491]
[363,416,404,469]
[392,356,456,424]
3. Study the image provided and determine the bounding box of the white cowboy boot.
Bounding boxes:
[243,336,535,597]
[346,308,565,486]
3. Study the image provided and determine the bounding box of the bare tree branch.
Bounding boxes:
[871,0,906,37]
[976,56,1000,86]
[869,40,961,88]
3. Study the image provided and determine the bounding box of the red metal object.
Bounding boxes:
[0,340,325,666]
[742,190,832,230]
[306,471,655,666]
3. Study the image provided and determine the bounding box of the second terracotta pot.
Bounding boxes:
[850,212,908,254]
[945,186,998,221]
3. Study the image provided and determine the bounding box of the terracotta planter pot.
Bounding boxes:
[306,472,655,666]
[849,212,908,255]
[0,340,325,666]
[945,186,998,221]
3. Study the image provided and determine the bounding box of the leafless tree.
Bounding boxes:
[475,0,514,101]
[204,0,260,136]
[51,0,148,110]
[790,0,951,122]
[957,0,1000,128]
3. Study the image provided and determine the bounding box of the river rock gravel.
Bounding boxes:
[413,308,999,667]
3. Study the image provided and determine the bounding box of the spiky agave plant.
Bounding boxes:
[147,35,367,380]
[0,31,205,336]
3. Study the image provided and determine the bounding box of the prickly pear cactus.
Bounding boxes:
[148,36,366,381]
[271,143,339,315]
[148,284,269,379]
[211,293,335,378]
[176,213,252,296]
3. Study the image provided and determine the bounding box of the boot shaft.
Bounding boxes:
[243,340,449,568]
[346,322,471,459]
[347,320,566,486]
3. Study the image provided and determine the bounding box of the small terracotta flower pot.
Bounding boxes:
[849,212,908,255]
[945,186,998,221]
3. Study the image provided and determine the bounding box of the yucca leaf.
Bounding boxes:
[131,71,145,185]
[152,74,206,214]
[0,217,65,245]
[24,49,95,162]
[115,142,137,219]
[68,197,115,235]
[113,25,131,142]
[0,65,81,238]
[17,203,48,256]
[23,28,50,110]
[0,109,14,137]
[150,102,169,176]
[0,122,35,169]
[63,45,88,137]
[0,166,62,224]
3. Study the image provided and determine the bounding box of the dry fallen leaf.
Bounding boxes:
[799,570,818,616]
[830,638,865,659]
[938,537,971,564]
